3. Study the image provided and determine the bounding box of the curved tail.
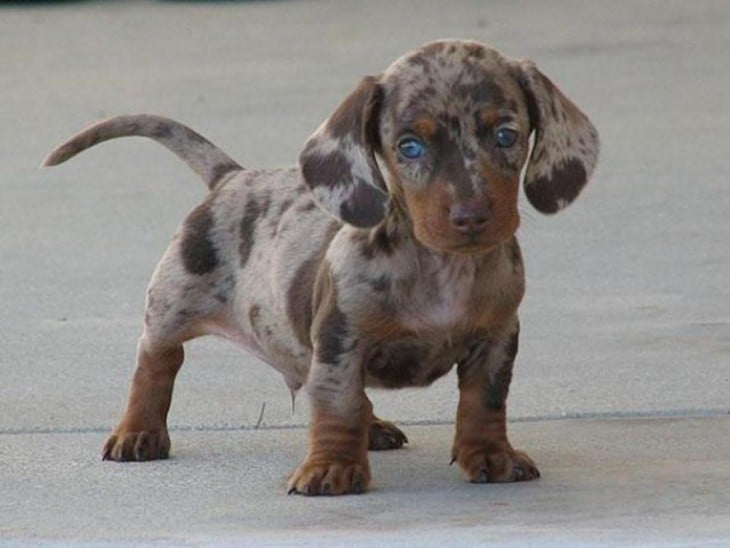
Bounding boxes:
[42,114,243,189]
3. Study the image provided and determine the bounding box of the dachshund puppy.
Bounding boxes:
[44,40,599,495]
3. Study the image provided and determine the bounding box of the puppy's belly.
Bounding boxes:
[229,303,312,390]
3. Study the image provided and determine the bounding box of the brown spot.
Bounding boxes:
[478,108,501,129]
[525,157,587,214]
[239,198,260,267]
[287,223,340,348]
[314,302,348,366]
[338,176,388,228]
[365,342,423,388]
[180,201,218,275]
[301,150,351,192]
[413,115,438,140]
[287,256,321,349]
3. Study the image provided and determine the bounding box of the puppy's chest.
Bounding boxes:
[358,252,519,389]
[399,275,478,331]
[392,254,506,332]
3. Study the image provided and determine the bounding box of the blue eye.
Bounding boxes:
[397,137,426,159]
[495,127,518,148]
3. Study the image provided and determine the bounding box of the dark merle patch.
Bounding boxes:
[301,150,351,192]
[368,274,390,293]
[315,304,348,365]
[361,224,397,259]
[238,198,260,267]
[338,177,388,228]
[525,157,587,214]
[287,222,340,348]
[209,161,241,189]
[366,343,422,388]
[180,202,219,275]
[287,255,320,349]
[485,327,519,411]
[485,360,513,411]
[455,79,504,107]
[149,122,174,140]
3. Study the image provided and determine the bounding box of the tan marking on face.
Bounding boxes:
[403,178,453,250]
[479,160,521,244]
[396,160,520,254]
[479,108,501,128]
[413,115,439,140]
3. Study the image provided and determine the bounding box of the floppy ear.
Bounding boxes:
[299,76,389,228]
[518,61,600,214]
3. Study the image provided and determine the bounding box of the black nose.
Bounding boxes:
[450,204,489,235]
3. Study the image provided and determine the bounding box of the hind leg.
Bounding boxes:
[103,232,234,461]
[102,335,185,461]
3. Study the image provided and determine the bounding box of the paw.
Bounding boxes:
[368,418,408,451]
[287,457,371,496]
[102,429,171,462]
[451,442,540,483]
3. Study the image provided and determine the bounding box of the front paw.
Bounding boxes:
[102,428,170,461]
[451,441,540,483]
[287,457,371,496]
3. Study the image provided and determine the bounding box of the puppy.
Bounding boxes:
[44,40,599,496]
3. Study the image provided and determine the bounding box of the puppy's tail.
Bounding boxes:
[42,114,243,190]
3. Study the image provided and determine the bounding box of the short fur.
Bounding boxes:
[43,40,599,496]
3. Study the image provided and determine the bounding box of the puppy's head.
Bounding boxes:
[300,40,599,253]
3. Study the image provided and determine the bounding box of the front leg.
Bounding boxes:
[451,318,540,483]
[287,299,371,496]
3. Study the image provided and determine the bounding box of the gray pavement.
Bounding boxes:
[1,0,728,545]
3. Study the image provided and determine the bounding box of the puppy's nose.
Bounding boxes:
[450,204,489,235]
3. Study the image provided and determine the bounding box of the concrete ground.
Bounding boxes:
[1,0,728,545]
